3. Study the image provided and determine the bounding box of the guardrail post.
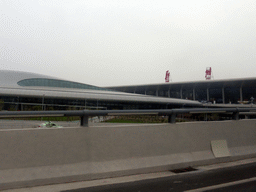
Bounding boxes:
[233,112,239,120]
[168,113,176,124]
[80,115,89,127]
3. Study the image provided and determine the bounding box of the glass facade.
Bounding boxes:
[0,96,169,111]
[170,90,181,99]
[111,81,256,105]
[17,78,111,91]
[243,87,256,102]
[158,90,169,97]
[224,87,240,104]
[195,88,207,101]
[182,89,193,100]
[209,88,223,103]
[146,90,157,96]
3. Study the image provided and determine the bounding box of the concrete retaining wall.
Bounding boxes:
[0,120,256,189]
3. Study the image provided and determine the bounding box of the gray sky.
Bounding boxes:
[1,0,256,87]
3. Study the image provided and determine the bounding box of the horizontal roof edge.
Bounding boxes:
[106,77,256,88]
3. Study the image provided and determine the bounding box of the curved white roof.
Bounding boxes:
[0,70,57,87]
[0,70,202,106]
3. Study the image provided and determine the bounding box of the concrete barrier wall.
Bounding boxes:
[1,120,256,189]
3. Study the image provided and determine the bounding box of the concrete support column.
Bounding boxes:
[240,87,243,102]
[193,88,196,100]
[81,116,89,127]
[168,113,176,124]
[180,89,183,99]
[207,88,209,101]
[222,88,225,104]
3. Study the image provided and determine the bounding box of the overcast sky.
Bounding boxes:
[1,0,256,87]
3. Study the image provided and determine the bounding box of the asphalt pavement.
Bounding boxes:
[3,158,256,192]
[61,162,256,192]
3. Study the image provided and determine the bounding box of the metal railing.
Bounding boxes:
[0,108,256,127]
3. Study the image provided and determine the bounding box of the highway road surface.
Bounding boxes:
[61,161,256,192]
[3,158,256,192]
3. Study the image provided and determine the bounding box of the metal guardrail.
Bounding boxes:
[0,108,256,126]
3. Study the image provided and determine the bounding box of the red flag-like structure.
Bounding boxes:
[205,67,212,80]
[165,70,170,82]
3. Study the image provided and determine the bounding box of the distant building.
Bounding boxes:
[107,78,256,105]
[0,70,201,111]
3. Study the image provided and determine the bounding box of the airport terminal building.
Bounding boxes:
[0,70,255,111]
[108,78,256,105]
[0,70,201,111]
